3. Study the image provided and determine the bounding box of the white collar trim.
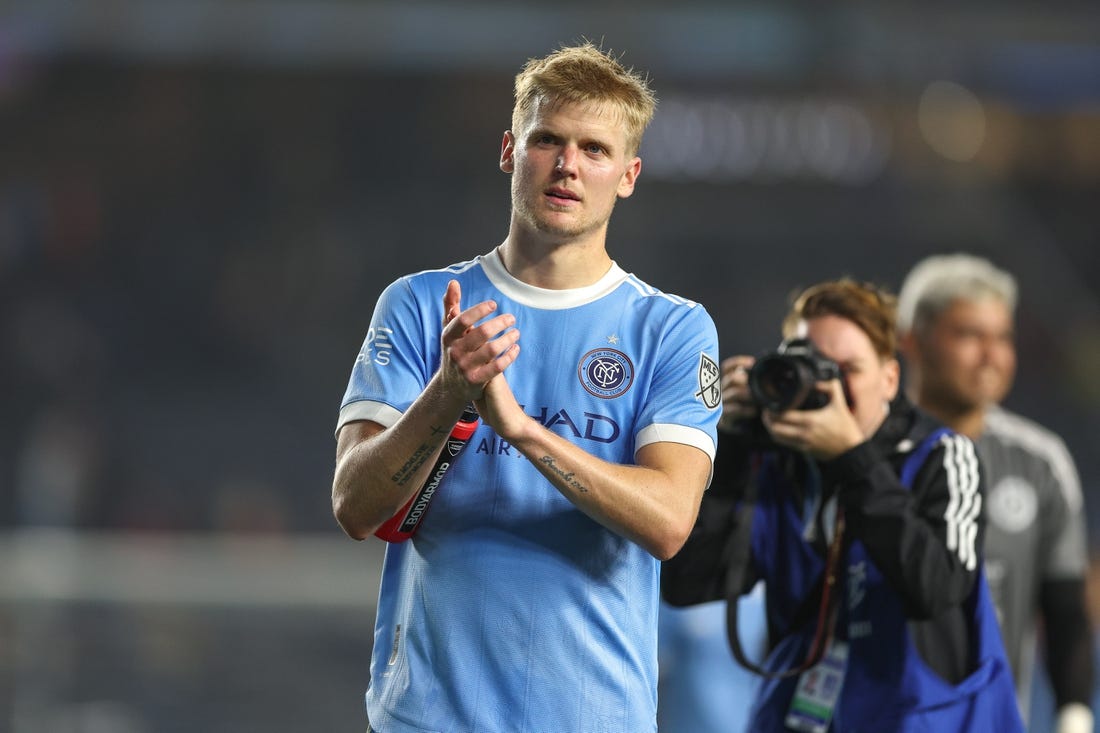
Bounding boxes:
[478,247,628,310]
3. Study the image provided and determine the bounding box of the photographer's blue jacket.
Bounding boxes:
[663,397,1024,732]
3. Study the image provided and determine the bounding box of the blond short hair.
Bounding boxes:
[512,42,657,157]
[897,253,1018,335]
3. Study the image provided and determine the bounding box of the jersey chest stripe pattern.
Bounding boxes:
[942,433,981,571]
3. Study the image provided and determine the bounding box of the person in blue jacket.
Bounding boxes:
[662,279,1023,732]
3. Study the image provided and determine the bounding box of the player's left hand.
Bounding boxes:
[474,373,532,442]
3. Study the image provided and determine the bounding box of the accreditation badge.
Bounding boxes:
[784,641,848,733]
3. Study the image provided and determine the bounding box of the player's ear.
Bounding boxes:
[617,156,641,198]
[500,131,516,173]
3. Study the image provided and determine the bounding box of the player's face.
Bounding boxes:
[500,100,640,242]
[912,297,1016,411]
[802,315,900,438]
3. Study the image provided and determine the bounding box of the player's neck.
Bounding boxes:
[498,233,613,290]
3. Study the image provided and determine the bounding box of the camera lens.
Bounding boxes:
[749,355,815,412]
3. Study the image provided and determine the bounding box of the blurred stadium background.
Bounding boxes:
[1,1,1098,731]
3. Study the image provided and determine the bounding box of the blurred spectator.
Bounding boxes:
[898,253,1095,733]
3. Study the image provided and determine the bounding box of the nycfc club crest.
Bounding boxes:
[696,353,721,409]
[578,348,634,399]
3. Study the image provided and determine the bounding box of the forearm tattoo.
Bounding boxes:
[390,426,447,486]
[538,455,588,494]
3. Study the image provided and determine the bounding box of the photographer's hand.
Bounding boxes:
[762,378,864,460]
[719,355,758,431]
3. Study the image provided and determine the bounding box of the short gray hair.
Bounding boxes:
[897,253,1018,335]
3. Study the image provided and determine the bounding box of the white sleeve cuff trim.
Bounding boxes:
[335,400,402,437]
[635,423,716,460]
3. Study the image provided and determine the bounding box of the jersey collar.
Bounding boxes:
[479,247,628,310]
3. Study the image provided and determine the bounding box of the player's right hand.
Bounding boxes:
[440,279,521,400]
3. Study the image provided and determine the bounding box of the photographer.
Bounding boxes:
[662,279,1022,732]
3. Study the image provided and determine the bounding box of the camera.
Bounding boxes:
[748,338,844,412]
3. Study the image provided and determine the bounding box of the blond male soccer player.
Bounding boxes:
[332,44,721,733]
[898,253,1094,733]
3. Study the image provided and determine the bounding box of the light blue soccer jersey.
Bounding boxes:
[338,248,721,733]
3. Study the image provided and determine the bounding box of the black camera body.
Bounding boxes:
[748,338,844,412]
